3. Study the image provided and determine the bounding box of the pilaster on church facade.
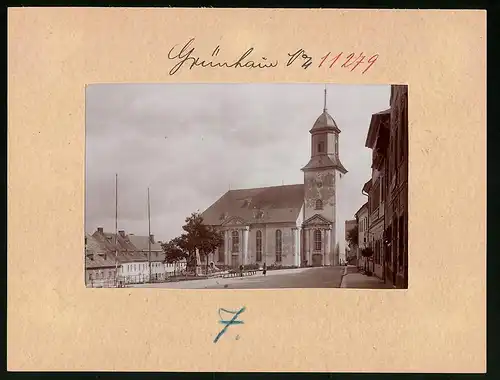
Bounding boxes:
[242,226,249,265]
[212,221,301,267]
[301,214,334,266]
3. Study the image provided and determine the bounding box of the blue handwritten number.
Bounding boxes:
[213,307,246,343]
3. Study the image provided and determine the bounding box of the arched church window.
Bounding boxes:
[275,230,282,262]
[315,199,323,210]
[231,230,239,253]
[256,230,262,261]
[335,136,339,156]
[314,229,322,251]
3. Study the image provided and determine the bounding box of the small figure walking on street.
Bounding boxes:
[262,262,267,276]
[239,264,243,277]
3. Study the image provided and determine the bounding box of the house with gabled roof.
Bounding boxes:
[85,233,118,286]
[89,228,165,284]
[201,87,348,268]
[87,228,187,284]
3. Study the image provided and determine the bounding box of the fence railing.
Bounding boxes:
[86,266,262,287]
[86,279,117,288]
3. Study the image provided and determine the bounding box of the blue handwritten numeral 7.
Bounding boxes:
[213,307,246,343]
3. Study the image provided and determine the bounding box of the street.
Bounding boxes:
[130,266,345,289]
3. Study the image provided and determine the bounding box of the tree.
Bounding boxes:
[346,227,358,249]
[345,227,359,264]
[162,238,187,263]
[162,212,223,276]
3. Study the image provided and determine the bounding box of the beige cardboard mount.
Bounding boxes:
[7,8,486,373]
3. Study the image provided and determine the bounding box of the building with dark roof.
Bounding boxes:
[86,228,183,286]
[384,85,408,288]
[201,87,348,268]
[348,84,408,288]
[365,108,391,279]
[84,233,118,286]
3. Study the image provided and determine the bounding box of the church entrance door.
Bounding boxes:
[312,254,323,267]
[231,254,239,268]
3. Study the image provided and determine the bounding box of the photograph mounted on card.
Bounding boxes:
[8,8,486,373]
[85,83,408,290]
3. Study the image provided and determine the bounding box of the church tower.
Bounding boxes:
[301,86,347,267]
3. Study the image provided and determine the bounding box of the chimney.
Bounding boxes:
[119,230,125,238]
[97,227,103,234]
[149,234,155,243]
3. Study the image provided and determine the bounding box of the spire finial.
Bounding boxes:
[323,84,327,112]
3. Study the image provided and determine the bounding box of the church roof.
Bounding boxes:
[310,111,341,133]
[201,184,305,226]
[301,154,348,174]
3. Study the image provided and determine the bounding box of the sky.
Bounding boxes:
[85,83,391,242]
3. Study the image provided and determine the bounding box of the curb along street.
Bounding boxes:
[339,266,348,288]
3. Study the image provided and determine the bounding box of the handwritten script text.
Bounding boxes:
[168,39,278,76]
[166,39,380,76]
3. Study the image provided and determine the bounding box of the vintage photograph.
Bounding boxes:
[85,83,408,289]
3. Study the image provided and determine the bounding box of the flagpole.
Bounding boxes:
[114,173,118,287]
[148,187,152,283]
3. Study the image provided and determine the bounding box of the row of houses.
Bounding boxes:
[352,84,409,288]
[84,227,186,287]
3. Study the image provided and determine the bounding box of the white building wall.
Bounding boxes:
[248,226,266,264]
[263,225,296,266]
[164,260,187,274]
[119,260,187,281]
[357,206,369,266]
[216,223,301,268]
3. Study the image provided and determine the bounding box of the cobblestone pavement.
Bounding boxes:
[130,266,345,289]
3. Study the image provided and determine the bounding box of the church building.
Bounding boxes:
[201,87,348,268]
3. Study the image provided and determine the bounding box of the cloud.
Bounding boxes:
[86,83,390,241]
